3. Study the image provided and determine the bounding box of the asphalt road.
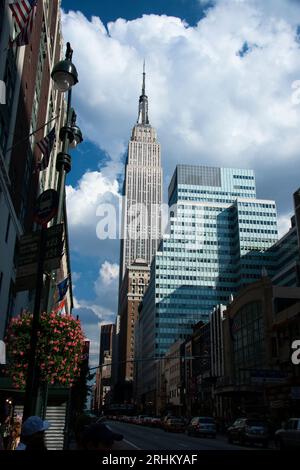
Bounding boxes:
[106,421,269,451]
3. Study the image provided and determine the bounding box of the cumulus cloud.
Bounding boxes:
[62,2,300,216]
[62,0,300,363]
[73,299,115,365]
[66,170,120,256]
[278,212,293,238]
[99,261,119,285]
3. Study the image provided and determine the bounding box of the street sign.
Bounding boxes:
[16,232,40,291]
[34,189,59,225]
[16,224,64,291]
[43,224,64,271]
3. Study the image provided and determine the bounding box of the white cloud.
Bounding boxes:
[62,1,300,363]
[278,212,293,238]
[99,261,119,285]
[72,296,116,366]
[66,171,120,256]
[62,2,300,218]
[66,171,119,228]
[72,272,81,283]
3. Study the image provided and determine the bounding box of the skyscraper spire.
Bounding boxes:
[137,61,149,125]
[142,60,146,95]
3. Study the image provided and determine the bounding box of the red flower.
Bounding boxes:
[6,311,85,390]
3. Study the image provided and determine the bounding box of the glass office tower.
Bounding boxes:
[137,165,278,399]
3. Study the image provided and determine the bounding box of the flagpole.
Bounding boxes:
[5,114,60,154]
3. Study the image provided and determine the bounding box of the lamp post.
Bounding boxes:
[22,42,82,420]
[52,41,82,224]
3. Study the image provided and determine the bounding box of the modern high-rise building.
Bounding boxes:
[136,164,278,403]
[119,66,163,281]
[116,67,163,396]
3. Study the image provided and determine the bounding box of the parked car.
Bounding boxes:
[275,418,300,449]
[227,418,270,447]
[136,415,147,425]
[143,416,153,426]
[164,417,186,433]
[149,417,162,428]
[186,417,216,438]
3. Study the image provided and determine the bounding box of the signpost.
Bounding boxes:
[16,232,40,291]
[16,224,63,291]
[43,224,64,271]
[22,190,61,419]
[34,189,59,226]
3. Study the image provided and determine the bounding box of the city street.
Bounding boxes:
[106,421,272,451]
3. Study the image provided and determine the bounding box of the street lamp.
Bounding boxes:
[52,42,83,223]
[51,42,78,92]
[22,42,82,421]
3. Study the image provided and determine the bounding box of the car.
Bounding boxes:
[149,417,162,428]
[227,418,270,447]
[142,416,153,426]
[275,418,300,449]
[186,417,216,438]
[164,417,186,433]
[136,415,147,425]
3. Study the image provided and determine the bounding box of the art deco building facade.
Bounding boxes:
[119,67,163,281]
[118,260,150,388]
[116,68,162,395]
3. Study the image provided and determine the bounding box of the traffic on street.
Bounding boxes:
[103,417,276,451]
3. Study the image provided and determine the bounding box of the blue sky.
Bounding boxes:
[60,0,300,365]
[62,0,208,26]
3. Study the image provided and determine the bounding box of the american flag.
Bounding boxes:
[9,0,37,46]
[36,126,56,171]
[9,0,36,32]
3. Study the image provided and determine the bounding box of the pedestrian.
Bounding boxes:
[79,422,123,451]
[8,419,22,450]
[16,416,50,451]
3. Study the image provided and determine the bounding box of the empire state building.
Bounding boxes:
[119,66,163,280]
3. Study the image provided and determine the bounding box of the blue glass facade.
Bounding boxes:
[269,216,300,287]
[138,165,278,394]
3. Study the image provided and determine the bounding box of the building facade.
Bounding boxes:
[269,216,300,287]
[119,67,163,282]
[116,68,162,398]
[94,324,114,412]
[0,0,71,339]
[118,260,150,395]
[136,164,278,403]
[217,277,300,423]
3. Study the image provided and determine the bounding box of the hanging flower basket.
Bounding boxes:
[5,311,85,389]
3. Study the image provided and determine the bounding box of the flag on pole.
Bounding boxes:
[53,299,66,316]
[9,0,37,47]
[9,0,36,32]
[36,126,56,171]
[57,277,69,302]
